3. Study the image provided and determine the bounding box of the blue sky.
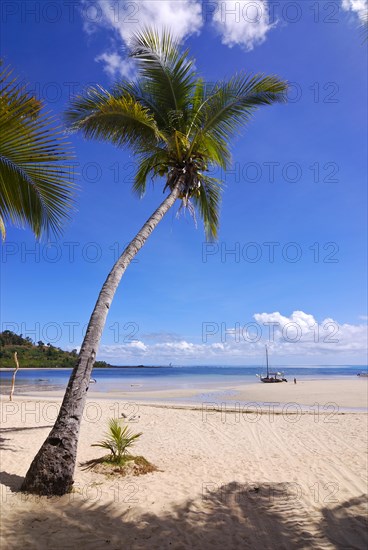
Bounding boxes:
[1,0,367,365]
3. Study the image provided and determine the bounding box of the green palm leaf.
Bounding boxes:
[129,27,196,129]
[65,86,164,148]
[191,176,223,241]
[133,147,173,196]
[188,73,288,159]
[112,79,167,129]
[0,60,76,239]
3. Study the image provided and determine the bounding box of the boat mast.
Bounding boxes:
[265,344,269,378]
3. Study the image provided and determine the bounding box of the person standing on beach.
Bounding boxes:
[294,378,297,384]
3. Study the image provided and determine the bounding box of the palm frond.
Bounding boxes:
[188,73,288,157]
[191,133,231,170]
[133,148,172,197]
[129,27,196,128]
[112,79,167,130]
[65,86,164,150]
[191,175,223,241]
[0,61,76,239]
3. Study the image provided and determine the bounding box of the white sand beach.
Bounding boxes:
[0,379,367,549]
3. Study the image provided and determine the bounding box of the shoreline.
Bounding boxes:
[1,394,366,416]
[1,378,367,412]
[1,366,367,373]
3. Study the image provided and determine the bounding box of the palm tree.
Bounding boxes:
[21,28,287,496]
[0,60,75,239]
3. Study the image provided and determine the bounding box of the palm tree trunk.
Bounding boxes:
[21,181,182,496]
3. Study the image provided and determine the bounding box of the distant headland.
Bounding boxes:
[0,331,170,369]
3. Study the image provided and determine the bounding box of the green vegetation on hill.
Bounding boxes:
[0,331,111,368]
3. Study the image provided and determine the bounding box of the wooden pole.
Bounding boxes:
[9,351,20,402]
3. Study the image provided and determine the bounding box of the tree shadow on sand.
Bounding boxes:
[0,436,17,452]
[0,471,24,491]
[320,495,368,549]
[0,425,52,452]
[1,481,367,549]
[0,425,52,433]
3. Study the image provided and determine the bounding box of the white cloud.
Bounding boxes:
[341,0,368,20]
[94,0,203,43]
[252,311,367,353]
[95,52,136,79]
[212,1,273,50]
[82,0,203,78]
[101,340,147,357]
[129,340,147,351]
[97,311,368,365]
[81,0,276,77]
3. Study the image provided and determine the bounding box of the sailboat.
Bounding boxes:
[257,345,287,383]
